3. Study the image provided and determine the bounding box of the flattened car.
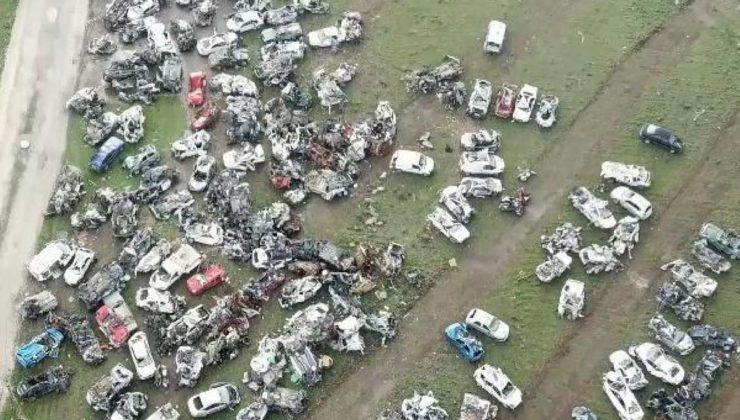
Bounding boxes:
[474,364,522,410]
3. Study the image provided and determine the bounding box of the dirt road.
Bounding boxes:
[0,0,88,405]
[307,0,726,418]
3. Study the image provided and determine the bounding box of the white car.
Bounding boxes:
[465,308,510,341]
[648,314,695,356]
[459,149,505,176]
[64,247,96,286]
[185,222,224,246]
[145,403,180,420]
[610,187,652,220]
[512,84,538,123]
[608,350,648,391]
[467,79,493,119]
[557,278,584,320]
[196,32,238,56]
[307,26,341,48]
[427,207,470,244]
[135,287,180,315]
[535,252,572,283]
[27,240,75,282]
[187,382,240,417]
[628,342,685,385]
[458,177,503,198]
[189,155,216,192]
[128,331,157,380]
[600,161,651,188]
[484,20,506,54]
[602,370,644,420]
[150,244,203,290]
[390,150,435,176]
[226,10,264,33]
[473,364,522,410]
[460,129,501,151]
[222,144,265,172]
[660,259,717,298]
[569,187,617,229]
[439,186,474,224]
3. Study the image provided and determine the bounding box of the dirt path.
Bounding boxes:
[306,0,725,418]
[0,0,89,406]
[517,108,740,419]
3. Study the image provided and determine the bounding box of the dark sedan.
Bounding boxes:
[638,124,683,153]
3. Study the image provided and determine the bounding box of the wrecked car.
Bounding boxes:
[84,112,120,146]
[279,276,322,308]
[609,216,640,258]
[460,393,495,420]
[150,244,203,290]
[428,207,470,244]
[439,186,474,223]
[190,103,219,131]
[261,387,308,416]
[265,5,298,25]
[647,389,696,420]
[610,187,652,220]
[401,391,448,420]
[512,84,538,123]
[474,364,522,410]
[699,222,740,259]
[656,282,704,322]
[123,144,161,176]
[262,22,303,43]
[223,144,265,172]
[63,247,96,286]
[660,259,717,298]
[186,264,226,296]
[390,150,434,176]
[135,239,172,274]
[227,10,265,33]
[494,83,517,119]
[175,346,206,387]
[16,365,72,400]
[460,129,501,151]
[172,131,211,160]
[628,342,685,385]
[135,165,178,203]
[558,279,585,320]
[541,223,583,255]
[209,45,250,70]
[579,244,623,274]
[109,391,148,420]
[535,251,573,283]
[150,191,195,221]
[458,148,505,176]
[692,239,731,274]
[47,313,105,364]
[187,382,240,417]
[86,364,134,412]
[46,165,85,216]
[648,314,695,356]
[601,161,651,188]
[18,290,58,320]
[535,95,558,128]
[305,169,353,200]
[602,370,644,420]
[66,87,105,120]
[569,187,616,229]
[458,177,503,198]
[27,240,75,282]
[609,350,648,391]
[88,34,117,55]
[135,287,184,315]
[192,0,217,27]
[170,19,196,52]
[128,331,157,380]
[444,322,484,362]
[687,324,737,352]
[78,262,130,309]
[117,105,146,143]
[185,222,223,246]
[16,327,64,368]
[90,136,126,173]
[681,350,730,402]
[467,79,493,118]
[465,308,509,341]
[187,72,207,108]
[146,403,180,420]
[197,32,238,56]
[95,292,138,348]
[189,155,216,192]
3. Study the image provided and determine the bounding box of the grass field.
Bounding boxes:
[382,14,740,419]
[0,0,19,77]
[5,0,740,419]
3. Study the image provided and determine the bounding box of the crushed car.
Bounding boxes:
[86,364,134,412]
[128,331,157,380]
[660,259,717,298]
[699,222,740,259]
[569,187,616,229]
[600,161,651,188]
[467,79,493,119]
[648,314,695,356]
[18,290,58,321]
[460,129,501,152]
[444,322,484,362]
[123,144,161,176]
[609,216,640,258]
[578,244,623,275]
[150,244,203,290]
[27,239,75,282]
[78,262,130,309]
[628,342,685,385]
[16,327,64,368]
[95,291,139,348]
[458,177,502,198]
[656,282,704,322]
[46,165,85,216]
[47,312,106,364]
[459,148,505,176]
[535,95,558,128]
[428,207,470,244]
[474,364,522,410]
[16,365,72,400]
[512,84,537,123]
[439,186,474,224]
[687,324,737,352]
[609,350,648,391]
[602,370,644,420]
[460,393,496,420]
[535,252,573,283]
[692,239,731,274]
[541,223,583,255]
[558,279,585,320]
[401,391,449,420]
[135,287,185,315]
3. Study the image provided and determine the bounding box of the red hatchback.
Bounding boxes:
[494,83,517,119]
[187,72,207,108]
[186,264,226,296]
[95,305,129,348]
[190,102,218,131]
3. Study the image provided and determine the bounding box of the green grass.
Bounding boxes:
[381,15,740,418]
[0,0,19,77]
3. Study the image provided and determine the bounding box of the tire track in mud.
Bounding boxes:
[306,0,724,418]
[517,108,740,420]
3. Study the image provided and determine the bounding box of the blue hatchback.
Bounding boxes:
[16,328,64,368]
[444,322,484,362]
[90,136,125,173]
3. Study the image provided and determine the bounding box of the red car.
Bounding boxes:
[95,305,130,348]
[187,72,207,107]
[494,83,517,119]
[190,102,218,131]
[186,264,226,296]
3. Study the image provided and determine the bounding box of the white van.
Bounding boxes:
[484,20,507,54]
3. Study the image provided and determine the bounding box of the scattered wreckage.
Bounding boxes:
[86,364,134,412]
[579,244,623,275]
[16,365,72,400]
[18,290,58,320]
[656,282,705,321]
[401,391,449,420]
[46,165,85,216]
[692,239,731,274]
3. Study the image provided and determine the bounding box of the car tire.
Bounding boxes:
[643,138,651,144]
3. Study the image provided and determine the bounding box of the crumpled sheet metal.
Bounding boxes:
[88,34,118,55]
[110,391,148,419]
[261,387,307,415]
[46,165,85,216]
[578,244,623,275]
[85,363,133,412]
[692,239,731,274]
[647,389,697,420]
[172,130,211,160]
[279,276,322,308]
[247,335,288,392]
[401,391,449,420]
[330,315,365,353]
[656,282,705,322]
[66,87,105,120]
[405,55,462,95]
[47,313,106,364]
[19,290,58,320]
[175,345,206,387]
[535,252,572,283]
[460,393,496,420]
[212,73,260,97]
[284,303,334,343]
[77,262,131,309]
[85,111,120,146]
[149,190,194,221]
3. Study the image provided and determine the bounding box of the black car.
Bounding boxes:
[639,124,683,153]
[16,366,72,400]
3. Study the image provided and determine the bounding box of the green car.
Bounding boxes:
[700,222,740,259]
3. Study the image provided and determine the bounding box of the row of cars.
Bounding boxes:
[467,80,559,128]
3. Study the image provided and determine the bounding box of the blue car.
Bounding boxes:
[90,136,125,173]
[445,322,484,362]
[16,328,64,368]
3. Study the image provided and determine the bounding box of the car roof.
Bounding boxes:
[198,389,223,407]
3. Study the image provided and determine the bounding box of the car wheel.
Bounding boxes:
[670,148,677,154]
[643,138,651,144]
